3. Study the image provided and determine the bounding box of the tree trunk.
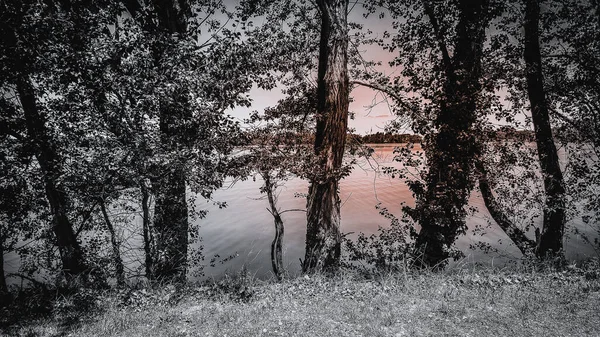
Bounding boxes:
[263,172,284,280]
[476,160,536,256]
[414,0,489,268]
[151,168,189,282]
[524,0,566,259]
[150,0,191,283]
[140,180,154,279]
[123,0,192,283]
[0,232,9,301]
[16,76,88,279]
[303,0,349,273]
[99,199,126,287]
[4,20,87,280]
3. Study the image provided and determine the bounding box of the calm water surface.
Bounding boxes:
[4,144,597,284]
[197,143,597,279]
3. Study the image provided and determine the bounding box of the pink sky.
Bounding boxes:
[229,8,403,135]
[230,83,400,135]
[227,6,526,135]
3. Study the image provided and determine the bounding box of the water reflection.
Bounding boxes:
[197,144,597,279]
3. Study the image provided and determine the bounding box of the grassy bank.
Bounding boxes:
[2,265,600,337]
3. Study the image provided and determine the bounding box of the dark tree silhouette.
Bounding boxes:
[2,3,89,279]
[523,0,566,258]
[410,0,491,267]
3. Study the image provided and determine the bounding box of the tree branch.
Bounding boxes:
[351,80,412,111]
[422,0,453,77]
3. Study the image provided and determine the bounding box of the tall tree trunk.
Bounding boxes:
[152,82,191,284]
[262,172,284,280]
[476,160,536,255]
[151,0,191,283]
[303,0,350,273]
[524,0,566,259]
[16,76,87,279]
[152,168,188,282]
[413,0,489,268]
[99,199,126,287]
[0,232,9,301]
[124,0,192,283]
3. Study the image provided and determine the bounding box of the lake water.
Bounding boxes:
[197,143,598,279]
[4,144,598,284]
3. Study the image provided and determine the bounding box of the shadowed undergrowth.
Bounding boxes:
[2,263,600,337]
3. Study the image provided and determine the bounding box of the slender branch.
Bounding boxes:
[279,208,307,214]
[347,0,359,15]
[351,80,413,112]
[74,201,99,237]
[422,0,453,77]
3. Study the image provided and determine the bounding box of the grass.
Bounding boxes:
[2,264,600,337]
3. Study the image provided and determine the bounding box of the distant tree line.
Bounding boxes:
[351,132,423,144]
[486,128,536,142]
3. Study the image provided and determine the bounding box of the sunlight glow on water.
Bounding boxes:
[196,144,597,279]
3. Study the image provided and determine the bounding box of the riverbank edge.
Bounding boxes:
[2,263,600,337]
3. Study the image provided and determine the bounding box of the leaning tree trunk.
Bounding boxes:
[262,172,285,280]
[303,0,350,273]
[4,20,87,280]
[140,180,154,279]
[99,199,126,287]
[476,160,536,255]
[413,0,489,268]
[16,76,88,279]
[524,0,566,259]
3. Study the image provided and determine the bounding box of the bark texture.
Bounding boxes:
[303,0,349,273]
[524,0,566,258]
[151,168,189,282]
[413,0,489,268]
[263,172,284,280]
[17,76,88,278]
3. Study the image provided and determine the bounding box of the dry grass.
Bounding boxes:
[3,266,600,337]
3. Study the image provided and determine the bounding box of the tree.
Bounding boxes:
[397,0,492,267]
[120,0,194,283]
[0,0,115,280]
[353,1,544,264]
[540,0,600,255]
[523,0,566,258]
[111,0,255,282]
[302,0,351,273]
[242,91,316,279]
[0,0,256,288]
